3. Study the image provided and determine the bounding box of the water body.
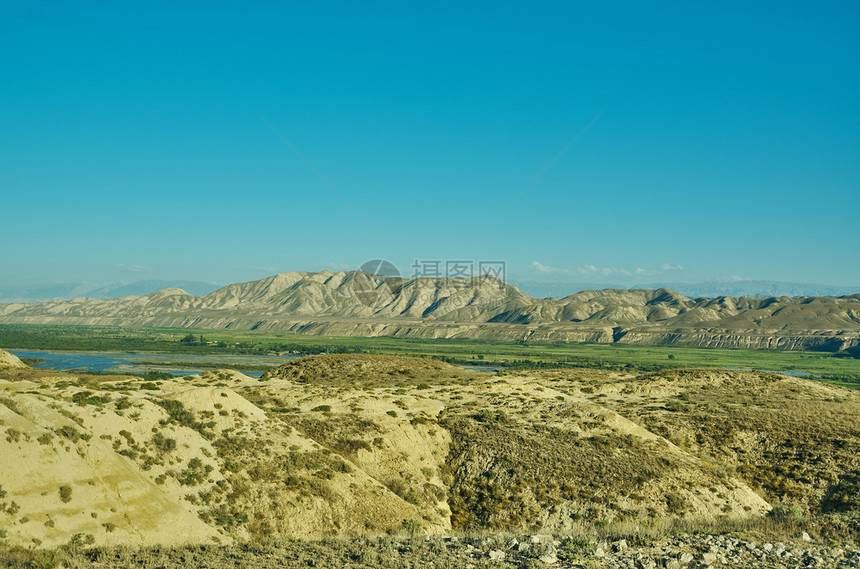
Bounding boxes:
[9,350,301,378]
[457,364,501,373]
[724,366,813,377]
[10,351,809,379]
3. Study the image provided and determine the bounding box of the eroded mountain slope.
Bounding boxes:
[1,271,858,350]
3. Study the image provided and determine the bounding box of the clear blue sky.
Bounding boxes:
[2,1,858,288]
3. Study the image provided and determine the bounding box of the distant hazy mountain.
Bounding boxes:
[85,280,220,299]
[632,280,860,299]
[510,281,625,299]
[0,283,95,303]
[1,271,859,352]
[0,280,220,303]
[514,280,859,299]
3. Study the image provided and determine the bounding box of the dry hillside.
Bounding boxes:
[1,350,859,553]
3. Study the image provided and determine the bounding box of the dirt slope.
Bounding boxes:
[2,353,860,548]
[0,349,26,368]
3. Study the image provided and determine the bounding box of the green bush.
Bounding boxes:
[402,519,422,534]
[71,390,111,406]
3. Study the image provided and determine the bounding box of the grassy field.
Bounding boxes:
[1,323,859,387]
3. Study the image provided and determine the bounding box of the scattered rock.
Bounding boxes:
[488,549,505,561]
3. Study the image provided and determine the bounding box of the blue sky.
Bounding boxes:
[2,1,859,289]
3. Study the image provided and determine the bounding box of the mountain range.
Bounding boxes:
[1,271,859,352]
[513,279,860,299]
[3,277,858,304]
[0,280,220,303]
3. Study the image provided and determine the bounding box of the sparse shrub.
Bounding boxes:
[768,503,803,522]
[332,438,371,457]
[385,478,410,499]
[56,425,82,442]
[386,410,397,417]
[311,405,332,413]
[37,432,53,445]
[119,448,138,459]
[5,428,21,443]
[118,430,134,444]
[58,409,84,426]
[71,390,111,406]
[473,409,507,423]
[178,457,211,486]
[665,492,687,514]
[0,397,21,415]
[153,399,212,437]
[154,399,195,426]
[402,519,422,534]
[561,536,591,552]
[152,432,177,453]
[59,485,73,503]
[201,504,248,529]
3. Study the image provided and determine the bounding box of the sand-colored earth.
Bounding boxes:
[2,350,859,549]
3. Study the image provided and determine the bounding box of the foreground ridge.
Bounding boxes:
[1,351,859,554]
[15,533,860,569]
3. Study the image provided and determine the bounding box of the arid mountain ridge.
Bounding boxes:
[1,270,859,351]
